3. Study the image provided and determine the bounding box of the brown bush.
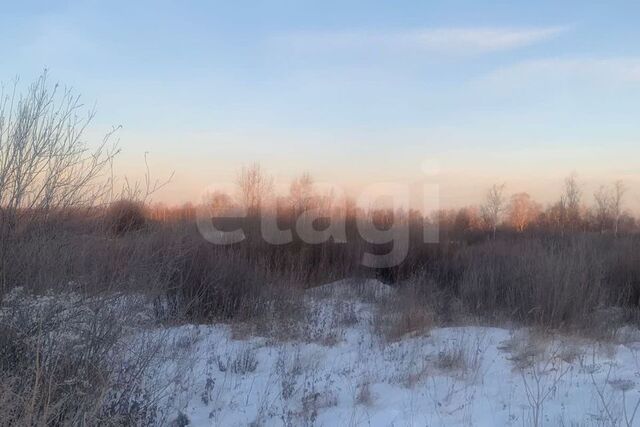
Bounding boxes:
[450,237,617,328]
[105,200,147,236]
[164,241,266,321]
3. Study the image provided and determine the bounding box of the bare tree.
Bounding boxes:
[545,199,566,234]
[289,172,314,215]
[507,192,541,232]
[562,173,582,232]
[453,206,481,237]
[236,163,273,216]
[0,71,118,241]
[202,190,235,215]
[481,183,506,239]
[611,180,626,237]
[593,185,612,234]
[590,180,625,236]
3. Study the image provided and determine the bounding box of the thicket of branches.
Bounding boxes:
[0,72,173,426]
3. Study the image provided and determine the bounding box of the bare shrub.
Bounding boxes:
[105,199,147,236]
[500,330,547,370]
[431,330,487,385]
[215,346,259,375]
[229,348,259,375]
[505,334,572,427]
[0,289,164,426]
[155,236,269,322]
[276,349,303,402]
[457,237,607,328]
[0,71,118,261]
[373,285,434,342]
[245,288,307,342]
[355,382,374,406]
[169,411,190,427]
[301,388,338,425]
[336,301,358,327]
[436,345,467,372]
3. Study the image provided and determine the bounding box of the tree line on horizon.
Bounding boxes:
[146,165,635,240]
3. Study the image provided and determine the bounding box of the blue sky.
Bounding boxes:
[2,1,640,207]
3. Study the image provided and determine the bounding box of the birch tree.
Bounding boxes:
[481,183,506,239]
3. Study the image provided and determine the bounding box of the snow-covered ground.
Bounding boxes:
[147,280,640,427]
[4,280,640,426]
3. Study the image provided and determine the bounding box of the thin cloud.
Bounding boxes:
[485,57,640,84]
[406,27,568,53]
[273,26,569,55]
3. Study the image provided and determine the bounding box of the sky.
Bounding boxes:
[2,1,640,210]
